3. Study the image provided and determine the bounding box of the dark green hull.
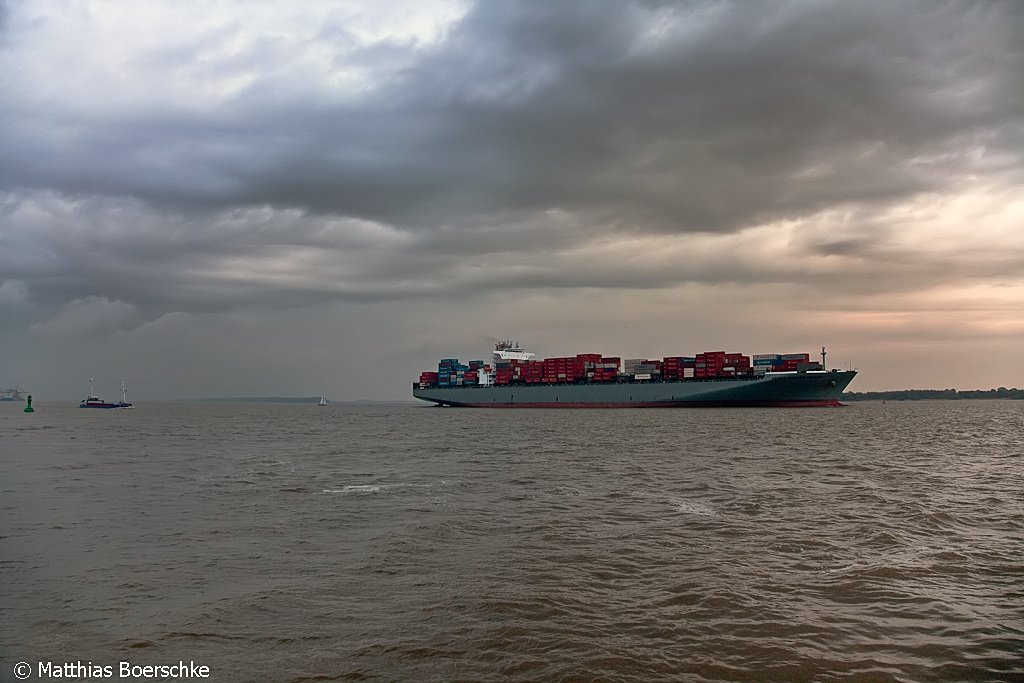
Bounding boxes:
[414,370,857,407]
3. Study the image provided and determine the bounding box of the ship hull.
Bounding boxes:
[413,370,857,408]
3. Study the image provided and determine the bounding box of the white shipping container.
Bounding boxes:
[635,373,652,380]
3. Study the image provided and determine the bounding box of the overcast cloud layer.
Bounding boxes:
[2,0,1023,399]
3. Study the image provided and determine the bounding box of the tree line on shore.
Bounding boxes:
[843,387,1024,401]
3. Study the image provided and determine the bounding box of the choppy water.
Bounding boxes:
[2,401,1022,682]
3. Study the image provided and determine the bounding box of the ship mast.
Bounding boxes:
[821,346,827,370]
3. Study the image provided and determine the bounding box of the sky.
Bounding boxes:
[1,0,1022,401]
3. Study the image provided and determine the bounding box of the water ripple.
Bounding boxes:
[2,400,1022,681]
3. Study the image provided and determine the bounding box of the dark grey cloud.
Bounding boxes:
[217,0,1022,234]
[4,1,1021,230]
[1,0,1022,387]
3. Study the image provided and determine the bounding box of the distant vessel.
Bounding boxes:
[414,342,857,408]
[80,379,133,409]
[1,386,26,402]
[318,395,328,406]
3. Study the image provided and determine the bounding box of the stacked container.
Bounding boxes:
[598,357,620,381]
[624,359,662,380]
[588,357,619,382]
[721,352,751,377]
[753,354,780,374]
[437,358,460,386]
[541,356,573,383]
[495,358,529,384]
[753,353,815,372]
[693,351,751,378]
[695,351,725,378]
[662,356,697,380]
[520,360,540,384]
[420,349,817,386]
[780,353,810,371]
[574,353,602,381]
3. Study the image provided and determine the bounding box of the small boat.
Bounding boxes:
[80,379,133,409]
[318,395,328,406]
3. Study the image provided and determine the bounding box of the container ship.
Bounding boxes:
[413,341,856,408]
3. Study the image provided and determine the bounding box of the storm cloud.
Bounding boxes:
[1,0,1022,398]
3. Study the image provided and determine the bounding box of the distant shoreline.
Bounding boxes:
[843,388,1023,401]
[168,397,420,405]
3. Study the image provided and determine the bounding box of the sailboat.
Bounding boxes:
[318,394,328,406]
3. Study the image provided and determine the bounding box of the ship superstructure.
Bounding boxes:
[492,340,536,363]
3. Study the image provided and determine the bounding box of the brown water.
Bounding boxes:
[2,401,1022,682]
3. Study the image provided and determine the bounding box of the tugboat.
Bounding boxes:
[80,379,133,409]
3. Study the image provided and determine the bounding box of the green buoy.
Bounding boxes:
[24,395,34,413]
